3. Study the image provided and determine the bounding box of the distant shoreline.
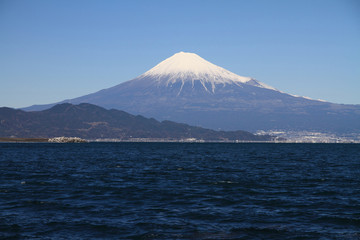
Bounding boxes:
[0,137,49,143]
[0,137,272,143]
[0,137,358,143]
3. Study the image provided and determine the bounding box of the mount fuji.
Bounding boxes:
[24,52,360,134]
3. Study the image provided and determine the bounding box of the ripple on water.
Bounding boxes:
[0,142,359,239]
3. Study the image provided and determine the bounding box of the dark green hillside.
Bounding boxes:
[0,103,274,141]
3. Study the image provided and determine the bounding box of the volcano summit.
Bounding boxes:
[138,51,275,92]
[25,52,360,134]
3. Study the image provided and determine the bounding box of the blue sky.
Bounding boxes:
[1,0,359,108]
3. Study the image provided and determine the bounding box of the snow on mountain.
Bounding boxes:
[140,51,276,92]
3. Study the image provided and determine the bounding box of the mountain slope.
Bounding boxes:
[23,52,360,134]
[0,103,274,141]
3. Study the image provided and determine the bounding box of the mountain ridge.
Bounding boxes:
[23,52,360,134]
[1,103,275,141]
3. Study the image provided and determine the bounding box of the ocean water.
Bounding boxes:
[0,143,359,239]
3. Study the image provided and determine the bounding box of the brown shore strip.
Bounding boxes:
[0,137,49,143]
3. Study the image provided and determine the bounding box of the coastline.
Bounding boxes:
[0,137,49,143]
[0,137,358,143]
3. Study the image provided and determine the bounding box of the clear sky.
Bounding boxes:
[1,0,359,108]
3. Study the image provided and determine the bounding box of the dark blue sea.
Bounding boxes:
[1,143,360,239]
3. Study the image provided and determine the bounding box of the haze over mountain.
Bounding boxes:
[1,103,274,141]
[24,52,360,134]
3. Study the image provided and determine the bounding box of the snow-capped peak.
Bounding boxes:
[140,51,276,91]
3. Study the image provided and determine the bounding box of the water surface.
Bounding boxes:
[1,143,359,239]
